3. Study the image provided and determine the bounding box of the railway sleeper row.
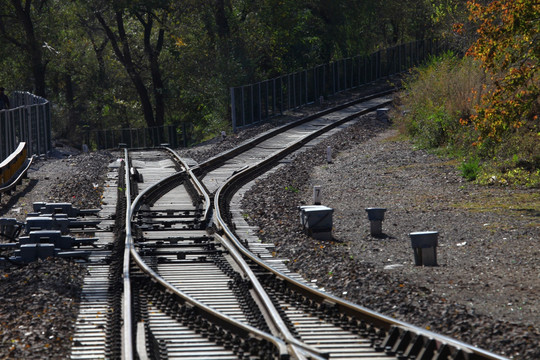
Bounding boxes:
[131,271,285,359]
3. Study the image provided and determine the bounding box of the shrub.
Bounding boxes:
[392,48,539,187]
[393,52,485,150]
[459,157,480,181]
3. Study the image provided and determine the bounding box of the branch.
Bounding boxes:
[94,10,125,64]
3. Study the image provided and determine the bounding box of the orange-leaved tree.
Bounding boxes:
[465,0,539,148]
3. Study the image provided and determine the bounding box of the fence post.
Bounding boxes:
[242,86,246,126]
[257,83,263,122]
[265,80,269,120]
[304,70,307,105]
[285,75,288,111]
[230,87,237,133]
[272,78,276,116]
[1,112,5,159]
[291,73,297,109]
[6,111,12,154]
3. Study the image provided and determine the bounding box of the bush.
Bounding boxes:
[393,52,539,187]
[393,52,485,151]
[459,157,480,181]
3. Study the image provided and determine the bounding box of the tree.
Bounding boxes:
[0,0,52,96]
[465,0,539,147]
[92,1,169,128]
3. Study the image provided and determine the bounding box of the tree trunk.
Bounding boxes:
[95,9,156,128]
[11,0,47,97]
[141,12,165,128]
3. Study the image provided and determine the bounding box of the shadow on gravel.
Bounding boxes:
[514,208,540,217]
[366,233,396,240]
[0,179,38,217]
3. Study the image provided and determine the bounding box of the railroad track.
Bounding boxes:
[72,92,508,360]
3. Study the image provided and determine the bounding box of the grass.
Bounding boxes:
[452,190,540,224]
[285,185,300,193]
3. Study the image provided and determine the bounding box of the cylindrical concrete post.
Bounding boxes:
[365,208,386,236]
[326,146,332,163]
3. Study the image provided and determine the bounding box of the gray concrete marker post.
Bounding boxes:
[326,146,332,163]
[365,208,386,236]
[313,185,321,205]
[409,231,438,266]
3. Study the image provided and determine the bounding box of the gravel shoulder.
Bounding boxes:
[240,114,539,359]
[0,150,113,359]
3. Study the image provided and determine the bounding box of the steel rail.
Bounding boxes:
[195,90,395,174]
[215,231,328,360]
[125,148,291,359]
[162,146,212,225]
[210,96,395,356]
[122,148,134,360]
[121,93,507,359]
[211,106,510,360]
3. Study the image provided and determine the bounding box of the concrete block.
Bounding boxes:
[25,217,70,234]
[299,205,333,240]
[365,208,387,237]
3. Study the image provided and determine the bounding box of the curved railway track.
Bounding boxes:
[71,92,509,360]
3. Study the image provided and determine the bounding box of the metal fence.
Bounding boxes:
[0,91,52,162]
[230,39,443,132]
[89,125,180,150]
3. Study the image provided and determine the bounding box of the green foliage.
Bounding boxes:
[477,167,540,188]
[459,157,480,181]
[465,0,539,148]
[0,0,453,146]
[284,185,299,193]
[395,53,484,150]
[406,105,451,149]
[395,43,539,187]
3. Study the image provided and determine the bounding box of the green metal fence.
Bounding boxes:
[230,39,444,132]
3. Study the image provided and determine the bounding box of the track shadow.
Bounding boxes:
[0,179,39,217]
